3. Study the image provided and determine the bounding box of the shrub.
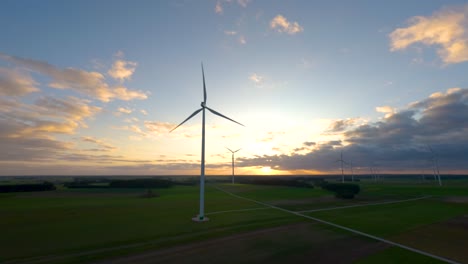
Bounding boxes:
[109,178,174,188]
[322,183,360,199]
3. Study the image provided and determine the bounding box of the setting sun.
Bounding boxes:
[261,166,272,174]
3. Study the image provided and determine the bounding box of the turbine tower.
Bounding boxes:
[171,64,244,222]
[349,161,355,182]
[226,147,241,184]
[336,151,346,183]
[428,145,442,186]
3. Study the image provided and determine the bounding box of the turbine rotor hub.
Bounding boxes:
[201,102,206,107]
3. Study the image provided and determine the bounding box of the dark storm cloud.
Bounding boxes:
[238,88,468,173]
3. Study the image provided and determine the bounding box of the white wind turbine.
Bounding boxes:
[226,147,241,184]
[336,151,346,183]
[171,64,244,222]
[428,145,442,186]
[369,167,376,181]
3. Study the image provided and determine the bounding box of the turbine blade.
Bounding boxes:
[202,63,207,104]
[226,147,233,153]
[170,108,203,132]
[206,107,244,127]
[234,148,241,153]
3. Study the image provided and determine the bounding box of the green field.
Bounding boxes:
[1,177,468,263]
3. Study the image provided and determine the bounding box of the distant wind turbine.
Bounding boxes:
[369,167,376,181]
[428,145,442,186]
[349,161,355,182]
[171,64,244,222]
[226,147,241,184]
[336,151,346,183]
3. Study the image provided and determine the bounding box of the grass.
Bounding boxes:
[0,185,297,262]
[306,199,468,237]
[357,247,445,264]
[1,179,468,263]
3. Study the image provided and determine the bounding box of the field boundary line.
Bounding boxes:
[206,207,270,215]
[212,185,460,264]
[296,195,432,213]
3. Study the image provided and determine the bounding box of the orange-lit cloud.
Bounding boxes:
[0,68,39,96]
[390,5,468,64]
[326,118,361,133]
[117,107,132,114]
[249,73,264,86]
[108,59,137,82]
[144,121,174,135]
[270,15,303,35]
[376,106,396,118]
[215,1,223,14]
[0,52,147,102]
[2,96,101,137]
[34,96,101,122]
[81,136,117,152]
[19,120,79,135]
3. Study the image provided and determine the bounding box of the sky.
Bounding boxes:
[1,0,468,176]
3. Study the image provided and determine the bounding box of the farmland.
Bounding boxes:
[1,176,468,263]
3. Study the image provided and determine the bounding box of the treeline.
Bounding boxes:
[64,178,178,189]
[0,182,56,193]
[109,178,173,188]
[236,177,313,188]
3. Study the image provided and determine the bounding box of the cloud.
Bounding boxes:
[0,52,147,102]
[0,95,101,164]
[215,0,250,14]
[239,35,247,45]
[117,107,132,114]
[238,88,468,173]
[81,136,116,151]
[1,96,100,136]
[224,30,237,35]
[326,118,360,133]
[0,121,73,162]
[270,15,304,35]
[375,106,396,118]
[249,73,264,86]
[140,109,148,115]
[124,117,139,123]
[237,0,250,8]
[144,121,174,135]
[389,5,468,64]
[215,1,223,14]
[108,52,137,81]
[0,68,39,96]
[21,120,80,135]
[34,96,101,122]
